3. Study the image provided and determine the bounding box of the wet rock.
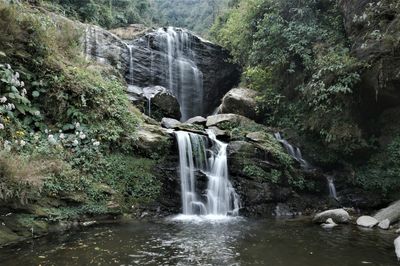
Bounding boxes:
[207,126,229,139]
[161,118,181,129]
[185,116,207,125]
[313,209,350,224]
[321,218,338,229]
[356,215,378,228]
[217,88,260,121]
[373,200,400,224]
[128,86,181,120]
[378,219,390,230]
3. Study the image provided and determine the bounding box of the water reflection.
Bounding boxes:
[0,218,398,266]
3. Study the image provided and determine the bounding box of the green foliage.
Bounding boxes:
[41,0,155,29]
[211,0,368,158]
[154,0,231,36]
[243,165,280,183]
[355,136,400,196]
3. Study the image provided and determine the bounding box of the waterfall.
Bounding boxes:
[274,132,310,169]
[127,44,134,85]
[175,131,240,217]
[156,27,204,121]
[326,175,338,199]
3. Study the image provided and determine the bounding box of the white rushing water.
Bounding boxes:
[274,132,310,169]
[174,131,240,220]
[326,175,338,199]
[274,132,339,199]
[156,27,204,121]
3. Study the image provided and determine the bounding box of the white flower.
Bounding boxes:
[48,134,57,145]
[3,140,11,152]
[5,103,14,110]
[59,133,65,139]
[20,81,24,87]
[0,123,4,130]
[34,135,39,141]
[93,141,100,147]
[0,96,6,103]
[21,88,27,96]
[79,133,86,140]
[14,72,19,79]
[59,130,62,133]
[34,111,40,116]
[75,122,80,128]
[6,64,11,70]
[20,140,26,147]
[72,139,79,146]
[45,129,49,134]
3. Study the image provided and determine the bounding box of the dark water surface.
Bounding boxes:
[0,216,398,266]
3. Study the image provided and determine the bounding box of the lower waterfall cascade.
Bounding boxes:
[175,130,240,217]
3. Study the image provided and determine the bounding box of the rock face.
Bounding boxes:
[356,215,378,228]
[339,0,400,111]
[84,25,240,120]
[217,88,260,121]
[313,209,351,224]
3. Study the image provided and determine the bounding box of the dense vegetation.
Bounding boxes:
[41,0,156,29]
[211,0,400,197]
[0,1,162,221]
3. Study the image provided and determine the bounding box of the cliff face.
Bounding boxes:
[84,25,241,119]
[339,0,400,110]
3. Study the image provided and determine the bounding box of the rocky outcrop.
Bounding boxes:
[313,209,351,224]
[339,0,400,111]
[217,88,260,121]
[356,215,378,228]
[128,85,181,120]
[84,25,240,118]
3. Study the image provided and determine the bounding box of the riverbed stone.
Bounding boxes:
[378,219,391,230]
[395,236,400,260]
[373,200,400,224]
[356,216,378,228]
[312,209,351,224]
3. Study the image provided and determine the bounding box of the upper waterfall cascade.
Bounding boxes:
[175,130,240,217]
[126,27,204,121]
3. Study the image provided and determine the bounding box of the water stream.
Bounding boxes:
[274,132,338,199]
[175,130,240,219]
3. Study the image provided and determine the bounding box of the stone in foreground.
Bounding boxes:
[374,200,400,224]
[356,216,378,228]
[185,116,207,125]
[378,219,390,230]
[161,118,181,129]
[313,209,350,224]
[395,236,400,261]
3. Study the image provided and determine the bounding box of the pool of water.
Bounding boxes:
[0,216,398,266]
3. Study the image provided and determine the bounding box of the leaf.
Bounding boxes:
[0,51,6,57]
[32,91,40,97]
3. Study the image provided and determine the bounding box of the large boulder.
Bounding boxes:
[312,209,351,224]
[217,88,260,121]
[373,200,400,224]
[356,215,378,228]
[136,123,172,155]
[127,86,181,120]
